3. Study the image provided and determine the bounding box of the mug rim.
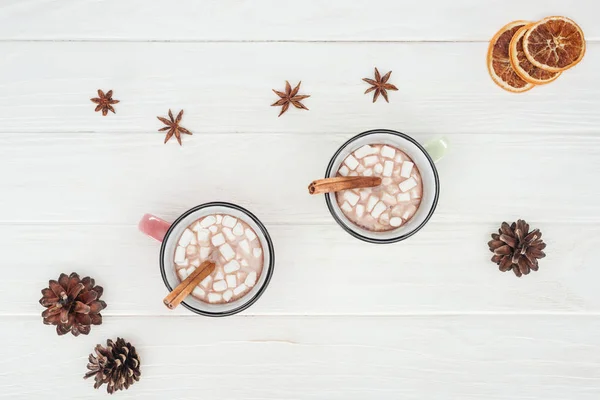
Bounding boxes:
[159,202,275,317]
[324,129,440,244]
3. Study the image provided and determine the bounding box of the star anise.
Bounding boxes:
[91,90,120,116]
[363,68,398,103]
[157,109,192,146]
[271,81,310,117]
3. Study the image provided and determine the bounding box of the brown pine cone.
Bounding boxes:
[84,338,141,394]
[39,272,106,336]
[488,219,546,277]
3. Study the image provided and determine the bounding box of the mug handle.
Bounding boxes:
[139,214,172,242]
[423,136,449,163]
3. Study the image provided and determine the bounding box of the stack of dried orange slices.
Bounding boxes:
[487,16,586,93]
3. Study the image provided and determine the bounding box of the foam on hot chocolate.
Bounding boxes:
[173,214,264,304]
[335,144,423,232]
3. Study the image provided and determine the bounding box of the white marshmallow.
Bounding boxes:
[213,280,227,292]
[192,222,201,232]
[223,227,236,241]
[395,154,404,163]
[240,259,249,267]
[374,163,384,174]
[199,247,211,260]
[400,161,414,178]
[399,177,418,192]
[382,177,393,186]
[233,284,248,296]
[366,196,379,212]
[402,205,418,220]
[223,290,233,302]
[192,287,205,298]
[390,217,403,227]
[371,201,387,219]
[215,215,223,224]
[383,160,394,177]
[196,229,210,244]
[382,192,397,205]
[186,266,196,274]
[360,191,370,201]
[387,184,399,195]
[344,154,359,170]
[189,235,197,245]
[379,212,390,224]
[190,258,201,267]
[245,272,257,287]
[174,246,186,264]
[245,228,257,241]
[207,293,222,303]
[397,193,411,202]
[220,243,236,261]
[200,275,212,289]
[356,164,365,173]
[224,260,241,273]
[344,191,360,206]
[354,145,377,159]
[200,215,216,228]
[209,225,218,233]
[363,155,379,167]
[178,229,194,246]
[211,233,225,246]
[363,168,373,176]
[178,268,189,280]
[341,201,353,213]
[239,240,251,254]
[253,248,262,258]
[356,204,365,218]
[411,188,421,199]
[176,259,189,267]
[338,165,350,176]
[348,171,358,176]
[233,222,244,236]
[381,145,396,159]
[214,270,224,280]
[226,275,237,288]
[222,215,237,228]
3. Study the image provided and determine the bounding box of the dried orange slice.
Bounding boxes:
[487,21,535,93]
[510,25,561,85]
[523,16,585,72]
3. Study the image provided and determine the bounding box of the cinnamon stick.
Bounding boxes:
[308,176,382,195]
[163,260,216,309]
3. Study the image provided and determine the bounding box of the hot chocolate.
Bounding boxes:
[173,214,264,304]
[335,144,423,231]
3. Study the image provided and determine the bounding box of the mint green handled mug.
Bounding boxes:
[323,129,448,244]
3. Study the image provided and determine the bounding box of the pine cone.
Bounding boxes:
[84,338,141,394]
[488,219,546,277]
[39,272,106,336]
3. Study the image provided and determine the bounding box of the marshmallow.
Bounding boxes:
[371,201,387,219]
[395,154,404,163]
[200,275,212,289]
[240,259,249,267]
[400,161,414,178]
[383,160,394,177]
[356,164,365,173]
[360,191,370,201]
[239,240,251,254]
[213,280,227,292]
[220,243,236,261]
[222,215,237,228]
[196,229,210,244]
[211,233,225,246]
[214,270,224,280]
[381,145,396,159]
[397,192,411,202]
[190,258,201,267]
[192,287,205,298]
[223,227,236,241]
[176,259,189,267]
[189,235,197,245]
[178,268,189,280]
[356,204,365,218]
[200,215,216,228]
[233,222,244,236]
[379,212,390,224]
[226,275,237,288]
[348,171,358,176]
[199,247,211,260]
[174,246,186,264]
[253,248,262,258]
[245,228,257,241]
[366,196,379,212]
[245,272,257,287]
[390,217,403,227]
[233,284,248,296]
[387,184,399,195]
[338,165,350,176]
[186,267,197,276]
[382,193,397,205]
[209,225,218,233]
[186,245,198,256]
[344,154,359,170]
[399,177,418,192]
[363,168,373,176]
[344,191,360,206]
[382,177,392,186]
[411,188,421,199]
[374,163,384,174]
[207,293,222,303]
[224,260,241,273]
[402,205,418,220]
[341,201,353,213]
[363,155,379,167]
[192,222,201,232]
[216,215,223,224]
[178,229,194,246]
[354,145,377,159]
[223,290,233,302]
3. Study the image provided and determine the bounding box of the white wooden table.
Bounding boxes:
[1,1,599,398]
